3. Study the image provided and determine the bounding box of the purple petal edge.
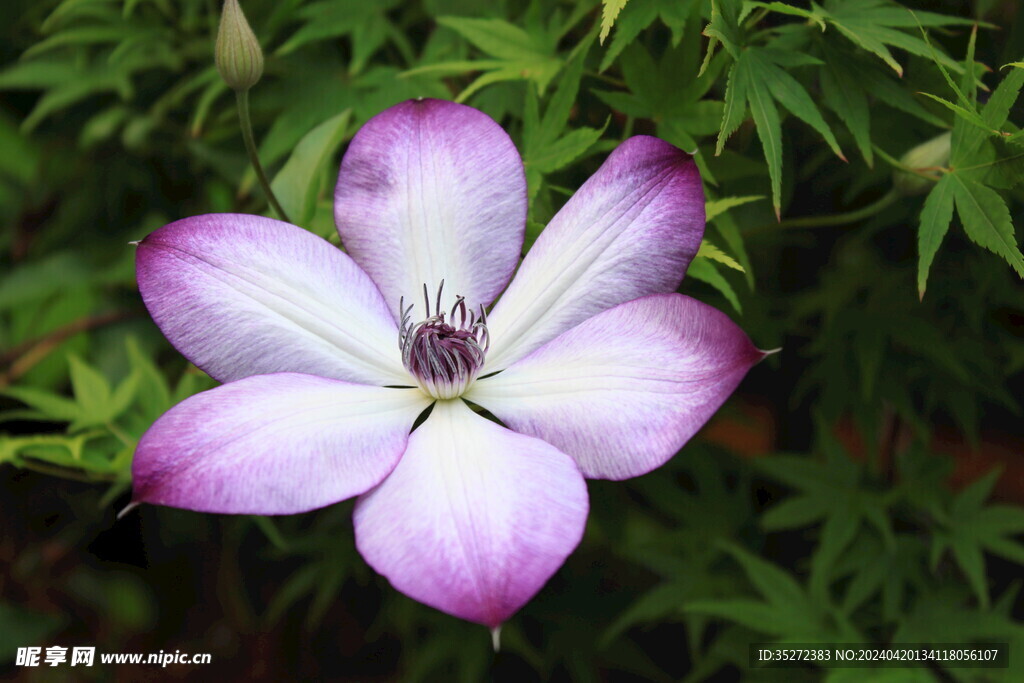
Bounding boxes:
[467,294,765,480]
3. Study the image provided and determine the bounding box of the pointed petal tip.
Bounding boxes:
[490,625,502,652]
[760,346,782,359]
[471,294,765,480]
[353,400,587,629]
[117,500,141,520]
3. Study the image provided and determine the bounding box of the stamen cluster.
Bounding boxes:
[400,282,489,399]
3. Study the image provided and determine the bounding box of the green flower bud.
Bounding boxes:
[215,0,263,92]
[893,132,951,196]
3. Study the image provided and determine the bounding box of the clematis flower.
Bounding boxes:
[132,98,765,630]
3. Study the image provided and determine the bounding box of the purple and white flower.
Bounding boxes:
[132,98,764,629]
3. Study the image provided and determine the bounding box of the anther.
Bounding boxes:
[398,282,490,399]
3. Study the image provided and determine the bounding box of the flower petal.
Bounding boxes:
[353,399,588,627]
[484,136,704,370]
[137,213,407,385]
[132,374,431,514]
[334,98,526,316]
[466,294,764,480]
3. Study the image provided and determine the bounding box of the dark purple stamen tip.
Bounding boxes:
[399,282,489,399]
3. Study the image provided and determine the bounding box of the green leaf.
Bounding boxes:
[523,51,606,177]
[599,0,697,72]
[820,52,873,165]
[271,109,352,228]
[22,26,148,60]
[760,495,824,529]
[738,56,783,218]
[276,0,400,74]
[599,0,673,72]
[1,386,80,422]
[723,542,808,609]
[919,93,997,139]
[955,61,1024,166]
[750,49,845,161]
[715,63,746,155]
[65,354,139,430]
[687,257,741,313]
[430,16,563,97]
[949,532,989,608]
[696,240,744,272]
[932,470,1024,609]
[68,354,111,414]
[527,126,605,174]
[705,195,762,222]
[982,64,1024,128]
[810,508,860,599]
[916,173,955,298]
[599,0,629,44]
[439,16,544,61]
[821,0,964,77]
[684,598,803,636]
[949,174,1024,278]
[125,337,170,423]
[742,1,826,30]
[703,0,742,59]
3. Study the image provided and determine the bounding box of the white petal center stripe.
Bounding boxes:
[133,375,432,515]
[335,99,527,319]
[137,214,408,386]
[353,398,589,627]
[466,294,763,480]
[483,137,703,371]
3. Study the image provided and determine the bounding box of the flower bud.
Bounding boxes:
[893,132,951,196]
[215,0,263,92]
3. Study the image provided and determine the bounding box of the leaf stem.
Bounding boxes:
[748,190,900,235]
[0,310,139,388]
[236,89,291,224]
[15,459,119,483]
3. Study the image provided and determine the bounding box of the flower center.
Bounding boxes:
[399,282,489,399]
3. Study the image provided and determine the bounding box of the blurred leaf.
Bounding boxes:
[271,109,352,228]
[933,470,1024,609]
[598,0,696,72]
[686,542,858,640]
[523,52,605,179]
[704,195,761,221]
[687,257,741,313]
[0,603,67,665]
[418,16,563,99]
[743,1,826,30]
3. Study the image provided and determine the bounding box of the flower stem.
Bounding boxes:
[235,89,291,224]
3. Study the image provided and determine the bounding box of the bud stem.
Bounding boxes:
[235,89,291,224]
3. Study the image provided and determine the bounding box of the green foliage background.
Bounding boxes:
[1,0,1023,679]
